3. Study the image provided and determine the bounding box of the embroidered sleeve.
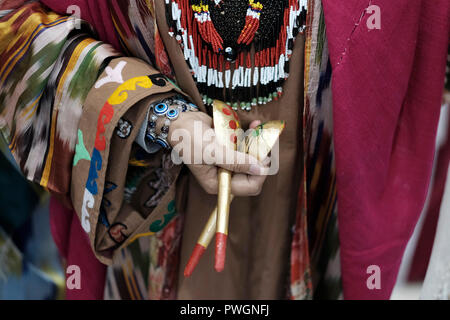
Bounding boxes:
[71,57,188,264]
[0,3,191,264]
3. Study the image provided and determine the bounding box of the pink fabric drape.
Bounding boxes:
[408,109,450,282]
[40,0,121,51]
[50,197,106,300]
[322,0,450,299]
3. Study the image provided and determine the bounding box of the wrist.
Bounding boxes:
[145,96,200,150]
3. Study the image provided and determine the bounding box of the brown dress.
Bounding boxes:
[154,1,305,300]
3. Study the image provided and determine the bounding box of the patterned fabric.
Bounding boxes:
[290,0,341,300]
[302,0,341,300]
[104,215,183,300]
[105,1,181,299]
[290,180,313,299]
[109,0,173,77]
[0,2,119,203]
[104,236,150,300]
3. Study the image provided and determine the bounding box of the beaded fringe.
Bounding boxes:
[165,0,307,111]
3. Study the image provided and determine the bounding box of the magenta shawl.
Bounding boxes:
[322,0,450,299]
[40,0,121,51]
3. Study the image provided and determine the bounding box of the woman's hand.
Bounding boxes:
[167,111,269,196]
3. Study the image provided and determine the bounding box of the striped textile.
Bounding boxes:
[109,0,173,77]
[0,2,119,202]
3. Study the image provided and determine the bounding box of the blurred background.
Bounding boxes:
[0,137,65,299]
